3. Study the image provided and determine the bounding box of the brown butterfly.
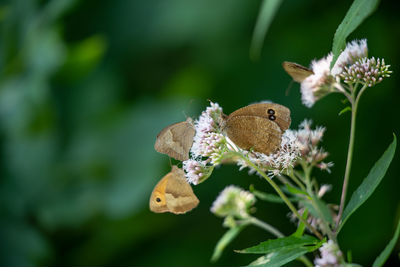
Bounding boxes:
[149,166,199,214]
[282,61,314,83]
[223,103,291,155]
[154,118,195,161]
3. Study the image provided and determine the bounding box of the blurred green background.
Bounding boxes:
[0,0,399,266]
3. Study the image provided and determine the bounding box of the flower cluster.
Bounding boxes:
[210,185,256,219]
[183,159,213,185]
[237,130,300,177]
[297,39,390,107]
[293,119,333,172]
[190,102,226,164]
[314,240,345,267]
[331,39,368,76]
[340,57,392,87]
[301,54,336,107]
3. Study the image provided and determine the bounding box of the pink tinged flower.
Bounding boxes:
[183,159,212,185]
[331,39,368,76]
[317,161,334,173]
[318,184,332,198]
[340,57,392,87]
[190,102,227,164]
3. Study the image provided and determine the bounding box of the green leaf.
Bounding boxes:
[250,186,297,203]
[330,0,380,68]
[236,235,318,254]
[312,196,334,225]
[250,0,283,60]
[338,135,397,233]
[285,184,308,196]
[339,106,352,116]
[372,216,400,267]
[211,224,248,262]
[299,197,333,226]
[246,247,311,267]
[293,209,309,237]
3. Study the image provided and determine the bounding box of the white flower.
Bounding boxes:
[314,240,344,267]
[318,184,332,198]
[183,159,212,185]
[190,102,227,164]
[237,130,300,177]
[293,119,330,167]
[331,39,368,76]
[210,185,256,219]
[301,54,334,107]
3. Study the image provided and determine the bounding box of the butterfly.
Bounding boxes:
[149,166,199,214]
[282,61,314,83]
[222,103,291,155]
[154,118,195,161]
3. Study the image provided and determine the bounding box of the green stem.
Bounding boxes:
[241,155,324,240]
[249,217,314,267]
[335,84,368,232]
[288,170,307,192]
[249,217,284,237]
[302,164,335,241]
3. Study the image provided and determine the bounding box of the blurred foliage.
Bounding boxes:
[0,0,399,267]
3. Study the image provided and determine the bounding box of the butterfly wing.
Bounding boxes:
[149,166,199,214]
[225,115,282,155]
[154,119,195,161]
[164,166,199,214]
[227,103,291,131]
[282,61,314,83]
[149,172,170,213]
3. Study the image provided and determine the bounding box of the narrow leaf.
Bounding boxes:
[339,106,352,116]
[331,0,380,68]
[372,216,400,267]
[211,224,248,262]
[236,235,318,254]
[293,209,309,237]
[285,184,308,196]
[250,0,283,60]
[339,135,397,233]
[250,186,297,203]
[247,247,310,267]
[312,196,334,225]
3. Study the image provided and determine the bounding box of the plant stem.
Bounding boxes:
[241,156,324,240]
[288,170,307,192]
[301,163,336,242]
[249,217,314,267]
[249,217,284,237]
[335,84,368,231]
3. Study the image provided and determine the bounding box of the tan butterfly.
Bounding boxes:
[223,103,291,155]
[282,61,314,83]
[149,166,199,214]
[154,118,195,161]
